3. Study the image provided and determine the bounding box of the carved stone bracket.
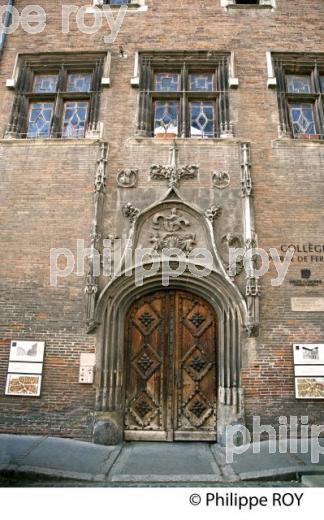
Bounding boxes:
[116,169,138,188]
[85,142,109,333]
[122,202,140,224]
[204,205,222,224]
[150,142,199,188]
[245,276,261,337]
[221,233,244,279]
[220,121,234,139]
[212,170,231,190]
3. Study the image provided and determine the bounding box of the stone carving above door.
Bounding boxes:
[150,207,196,255]
[204,205,222,224]
[221,232,245,279]
[116,169,138,188]
[122,202,140,223]
[212,170,231,189]
[150,142,199,188]
[152,207,190,233]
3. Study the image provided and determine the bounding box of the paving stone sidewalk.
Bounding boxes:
[1,435,324,485]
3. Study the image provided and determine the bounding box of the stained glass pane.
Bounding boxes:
[27,102,54,138]
[189,73,213,92]
[154,101,178,135]
[154,73,179,92]
[289,103,316,136]
[67,73,92,93]
[287,75,312,94]
[190,101,214,138]
[62,101,89,138]
[33,75,58,93]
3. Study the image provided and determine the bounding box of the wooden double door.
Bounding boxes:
[124,290,217,442]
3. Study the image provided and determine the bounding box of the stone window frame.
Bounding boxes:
[92,0,148,11]
[221,0,276,9]
[131,51,239,139]
[5,52,110,140]
[267,52,324,140]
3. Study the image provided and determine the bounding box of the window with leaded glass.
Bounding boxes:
[273,55,324,139]
[6,54,104,139]
[136,52,232,139]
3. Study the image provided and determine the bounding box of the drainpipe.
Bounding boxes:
[0,0,14,59]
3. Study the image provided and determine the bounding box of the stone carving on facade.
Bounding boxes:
[150,142,199,188]
[122,202,140,224]
[94,143,108,195]
[212,170,231,189]
[221,233,244,279]
[245,276,261,337]
[101,234,121,280]
[116,168,138,188]
[204,205,222,223]
[150,207,196,255]
[241,142,253,197]
[85,142,109,333]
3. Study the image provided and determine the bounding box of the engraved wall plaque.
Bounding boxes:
[291,298,324,312]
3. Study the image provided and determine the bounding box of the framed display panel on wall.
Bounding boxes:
[5,374,42,397]
[9,341,45,363]
[5,341,45,397]
[293,344,324,399]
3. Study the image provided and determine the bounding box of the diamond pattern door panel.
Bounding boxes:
[124,291,217,442]
[174,293,217,440]
[124,293,169,440]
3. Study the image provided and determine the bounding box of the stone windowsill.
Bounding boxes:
[0,138,101,146]
[273,138,324,148]
[227,5,273,10]
[131,136,242,146]
[91,1,147,12]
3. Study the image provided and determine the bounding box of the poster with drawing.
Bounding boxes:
[9,341,45,363]
[293,344,324,365]
[295,377,324,400]
[5,374,42,397]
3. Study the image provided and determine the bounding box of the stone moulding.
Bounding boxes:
[84,142,109,333]
[240,142,260,337]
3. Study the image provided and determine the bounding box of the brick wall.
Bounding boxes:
[0,0,324,439]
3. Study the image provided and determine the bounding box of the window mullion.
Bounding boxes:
[181,63,187,138]
[137,57,150,136]
[275,61,291,137]
[50,67,66,137]
[88,60,103,132]
[8,65,33,137]
[317,94,324,138]
[51,94,63,138]
[313,64,323,137]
